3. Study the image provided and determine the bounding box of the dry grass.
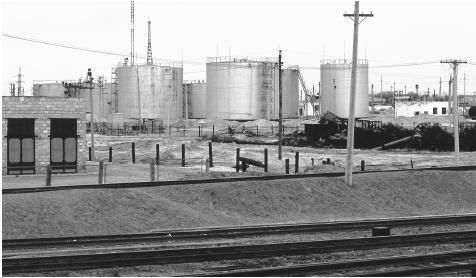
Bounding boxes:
[3,169,476,239]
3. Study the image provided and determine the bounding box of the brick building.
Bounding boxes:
[2,96,87,175]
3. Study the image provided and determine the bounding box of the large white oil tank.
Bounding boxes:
[206,57,298,120]
[320,59,369,118]
[117,64,183,121]
[184,81,206,119]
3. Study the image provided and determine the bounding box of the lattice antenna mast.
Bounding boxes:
[147,20,153,65]
[130,1,135,66]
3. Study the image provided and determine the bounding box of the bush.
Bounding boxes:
[412,123,453,151]
[461,126,476,151]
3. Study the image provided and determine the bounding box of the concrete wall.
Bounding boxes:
[2,96,87,174]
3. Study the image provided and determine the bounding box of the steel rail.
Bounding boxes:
[3,165,476,194]
[4,213,476,250]
[194,249,476,277]
[3,230,476,274]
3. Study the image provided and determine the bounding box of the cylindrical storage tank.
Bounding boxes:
[117,65,183,121]
[185,81,207,119]
[206,58,267,120]
[320,59,369,118]
[270,68,299,119]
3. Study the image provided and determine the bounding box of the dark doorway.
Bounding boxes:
[50,119,77,173]
[7,119,35,175]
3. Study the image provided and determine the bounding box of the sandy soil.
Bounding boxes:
[3,169,476,239]
[2,133,475,188]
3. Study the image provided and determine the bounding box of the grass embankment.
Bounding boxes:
[3,170,476,239]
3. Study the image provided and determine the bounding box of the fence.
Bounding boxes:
[86,122,306,138]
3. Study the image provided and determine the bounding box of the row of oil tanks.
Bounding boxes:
[33,58,370,122]
[186,57,299,120]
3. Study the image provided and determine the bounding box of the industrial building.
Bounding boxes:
[33,81,116,122]
[184,80,207,119]
[395,101,462,117]
[320,59,369,118]
[2,96,87,175]
[206,57,299,120]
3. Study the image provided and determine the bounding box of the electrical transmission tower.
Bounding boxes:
[343,1,373,186]
[146,20,153,65]
[440,59,467,165]
[17,67,24,96]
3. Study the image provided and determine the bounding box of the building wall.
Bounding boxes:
[395,101,453,117]
[2,96,87,174]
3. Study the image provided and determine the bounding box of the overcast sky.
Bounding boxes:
[2,0,476,96]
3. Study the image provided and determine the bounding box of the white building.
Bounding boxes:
[395,101,462,117]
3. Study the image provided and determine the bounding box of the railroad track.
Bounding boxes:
[3,230,476,274]
[4,213,476,250]
[194,249,476,277]
[3,164,476,194]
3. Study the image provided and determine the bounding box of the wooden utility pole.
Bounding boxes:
[87,68,95,161]
[440,59,467,165]
[448,74,452,128]
[278,50,283,160]
[343,1,373,186]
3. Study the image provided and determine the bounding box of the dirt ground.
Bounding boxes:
[2,133,475,188]
[3,169,476,239]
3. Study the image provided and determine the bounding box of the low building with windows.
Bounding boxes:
[395,101,454,117]
[2,96,87,175]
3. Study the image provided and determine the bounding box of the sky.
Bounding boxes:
[2,0,476,96]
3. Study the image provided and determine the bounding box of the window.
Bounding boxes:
[424,111,428,115]
[7,118,35,174]
[414,111,420,116]
[442,107,447,114]
[433,107,438,115]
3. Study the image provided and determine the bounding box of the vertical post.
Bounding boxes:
[311,158,314,166]
[183,126,186,137]
[278,49,283,160]
[295,152,299,174]
[198,126,201,137]
[208,142,213,167]
[150,161,155,181]
[206,158,210,173]
[264,148,268,173]
[156,144,160,165]
[182,144,186,167]
[88,147,91,161]
[452,64,460,165]
[256,125,259,135]
[88,68,95,161]
[285,159,290,174]
[361,159,365,171]
[345,1,364,186]
[98,160,104,184]
[213,125,215,136]
[131,142,135,164]
[109,146,112,162]
[236,148,240,172]
[448,75,452,128]
[271,125,274,135]
[410,159,414,169]
[45,165,52,187]
[104,164,107,184]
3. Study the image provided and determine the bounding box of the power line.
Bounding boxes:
[2,33,202,66]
